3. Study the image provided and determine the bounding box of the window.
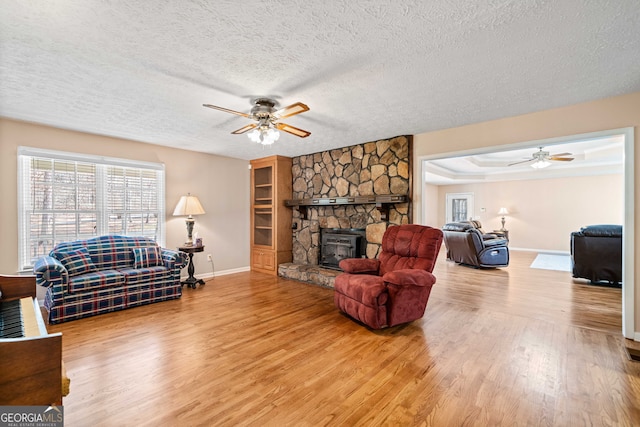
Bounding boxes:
[445,192,474,223]
[18,147,165,271]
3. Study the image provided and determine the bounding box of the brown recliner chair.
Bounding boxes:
[461,220,500,240]
[442,222,509,268]
[333,224,443,329]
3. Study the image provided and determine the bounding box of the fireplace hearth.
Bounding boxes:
[320,228,366,270]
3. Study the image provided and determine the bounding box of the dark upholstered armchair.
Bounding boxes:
[442,222,509,268]
[333,224,443,329]
[460,220,500,240]
[571,224,622,285]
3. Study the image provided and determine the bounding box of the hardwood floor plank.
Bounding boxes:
[45,250,639,426]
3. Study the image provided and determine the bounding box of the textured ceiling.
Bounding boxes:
[1,1,639,160]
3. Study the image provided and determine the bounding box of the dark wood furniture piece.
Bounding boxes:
[0,274,69,405]
[178,245,206,288]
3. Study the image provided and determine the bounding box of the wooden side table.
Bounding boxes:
[178,245,205,288]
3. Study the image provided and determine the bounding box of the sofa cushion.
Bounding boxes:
[68,269,125,293]
[580,224,622,238]
[82,235,159,270]
[379,225,443,275]
[55,247,97,277]
[119,266,170,285]
[132,246,162,268]
[442,222,473,232]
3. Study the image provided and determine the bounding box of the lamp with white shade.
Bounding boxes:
[173,193,205,246]
[498,207,509,231]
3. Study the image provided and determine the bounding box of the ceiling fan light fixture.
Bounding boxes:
[248,126,280,145]
[531,159,551,169]
[204,97,310,143]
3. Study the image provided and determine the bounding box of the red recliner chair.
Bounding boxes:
[333,224,443,329]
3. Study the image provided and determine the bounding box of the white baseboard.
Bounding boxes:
[182,266,251,281]
[509,247,571,255]
[634,332,640,342]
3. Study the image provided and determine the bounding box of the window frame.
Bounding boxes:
[17,146,166,271]
[445,192,475,223]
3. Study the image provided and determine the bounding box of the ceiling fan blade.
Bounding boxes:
[549,152,572,157]
[231,123,257,134]
[275,122,311,138]
[549,157,574,162]
[203,104,249,118]
[508,159,534,166]
[273,102,309,119]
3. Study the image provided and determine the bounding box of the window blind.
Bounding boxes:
[17,147,165,271]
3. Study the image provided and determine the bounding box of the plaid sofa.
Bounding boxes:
[34,235,188,324]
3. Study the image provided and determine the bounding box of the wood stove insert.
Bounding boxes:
[320,228,367,270]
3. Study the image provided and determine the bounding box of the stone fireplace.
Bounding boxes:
[278,135,412,287]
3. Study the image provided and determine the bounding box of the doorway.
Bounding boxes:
[419,127,635,339]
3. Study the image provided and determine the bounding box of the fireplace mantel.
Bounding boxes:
[285,194,408,220]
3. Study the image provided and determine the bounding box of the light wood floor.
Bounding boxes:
[48,250,640,426]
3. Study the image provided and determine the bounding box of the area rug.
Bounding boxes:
[530,253,572,272]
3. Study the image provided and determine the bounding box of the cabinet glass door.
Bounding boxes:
[253,208,273,246]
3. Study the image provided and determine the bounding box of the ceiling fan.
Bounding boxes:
[508,147,574,168]
[203,97,310,145]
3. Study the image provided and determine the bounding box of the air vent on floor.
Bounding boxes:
[625,347,640,362]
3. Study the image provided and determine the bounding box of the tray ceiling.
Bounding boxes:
[424,136,625,185]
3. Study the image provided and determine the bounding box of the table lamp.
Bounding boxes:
[173,193,205,246]
[498,207,509,231]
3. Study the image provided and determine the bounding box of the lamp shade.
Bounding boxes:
[498,207,509,215]
[173,194,205,217]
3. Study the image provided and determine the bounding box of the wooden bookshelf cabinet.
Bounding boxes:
[250,155,292,274]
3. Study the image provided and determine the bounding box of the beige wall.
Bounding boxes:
[423,183,439,227]
[412,90,640,336]
[433,174,623,252]
[0,118,250,280]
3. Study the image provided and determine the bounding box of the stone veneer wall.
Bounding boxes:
[291,135,412,265]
